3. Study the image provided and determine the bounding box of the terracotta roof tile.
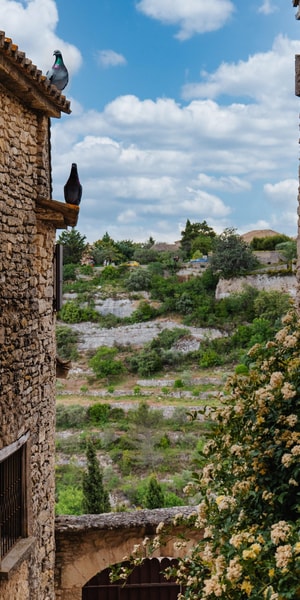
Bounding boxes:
[0,31,71,116]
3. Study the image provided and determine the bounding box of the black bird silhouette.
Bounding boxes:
[46,49,69,91]
[64,163,82,205]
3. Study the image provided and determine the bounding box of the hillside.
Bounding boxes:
[55,259,294,514]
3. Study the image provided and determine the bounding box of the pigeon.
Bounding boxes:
[64,163,82,206]
[46,49,69,91]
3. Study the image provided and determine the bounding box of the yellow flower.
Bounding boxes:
[242,543,261,560]
[268,568,275,578]
[294,542,300,555]
[241,578,253,596]
[215,495,225,506]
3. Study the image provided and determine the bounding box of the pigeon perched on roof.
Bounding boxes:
[46,50,69,91]
[64,163,82,206]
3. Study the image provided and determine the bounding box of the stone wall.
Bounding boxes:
[297,164,300,313]
[215,273,297,300]
[0,82,56,599]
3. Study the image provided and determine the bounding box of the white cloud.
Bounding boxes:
[0,0,298,243]
[0,0,82,77]
[117,209,137,224]
[264,179,298,205]
[195,174,252,193]
[258,1,277,15]
[263,180,298,236]
[96,49,127,68]
[183,187,231,217]
[182,35,298,108]
[136,0,235,40]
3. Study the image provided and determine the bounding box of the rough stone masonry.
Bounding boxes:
[0,33,74,600]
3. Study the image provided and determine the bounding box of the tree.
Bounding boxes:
[114,239,136,261]
[91,240,122,265]
[210,227,259,279]
[125,268,152,291]
[82,440,111,514]
[58,228,86,265]
[145,475,165,509]
[250,234,290,250]
[276,240,297,268]
[180,219,216,258]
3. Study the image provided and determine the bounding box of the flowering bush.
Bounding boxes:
[168,310,300,599]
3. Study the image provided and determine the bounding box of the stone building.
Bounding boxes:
[0,33,78,599]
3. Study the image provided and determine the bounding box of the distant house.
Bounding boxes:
[0,32,78,600]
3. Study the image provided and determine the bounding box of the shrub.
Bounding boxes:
[234,363,249,375]
[150,327,189,350]
[128,348,162,377]
[163,491,185,507]
[109,407,125,421]
[56,405,88,429]
[89,346,125,380]
[79,264,94,276]
[125,268,152,291]
[63,263,77,281]
[56,325,79,360]
[119,450,137,476]
[59,301,82,324]
[55,486,83,515]
[173,379,184,389]
[199,348,222,368]
[253,290,291,322]
[162,310,300,599]
[128,402,162,428]
[87,403,111,425]
[101,265,121,281]
[156,433,171,449]
[130,301,158,322]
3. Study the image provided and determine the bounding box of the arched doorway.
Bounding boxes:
[82,557,181,599]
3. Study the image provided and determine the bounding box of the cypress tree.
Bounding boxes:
[145,475,165,509]
[82,440,111,514]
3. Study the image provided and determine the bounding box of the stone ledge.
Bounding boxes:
[36,197,79,228]
[55,507,196,534]
[0,537,35,580]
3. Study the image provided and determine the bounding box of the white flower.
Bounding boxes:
[275,544,292,569]
[271,521,292,545]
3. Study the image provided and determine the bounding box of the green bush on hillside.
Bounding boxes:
[56,404,88,429]
[87,403,111,425]
[56,325,79,360]
[59,300,100,324]
[89,346,125,380]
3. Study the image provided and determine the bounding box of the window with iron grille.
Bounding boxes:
[0,432,29,560]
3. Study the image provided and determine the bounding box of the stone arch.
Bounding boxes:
[55,508,202,600]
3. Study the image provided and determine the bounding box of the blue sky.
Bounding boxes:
[1,0,300,243]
